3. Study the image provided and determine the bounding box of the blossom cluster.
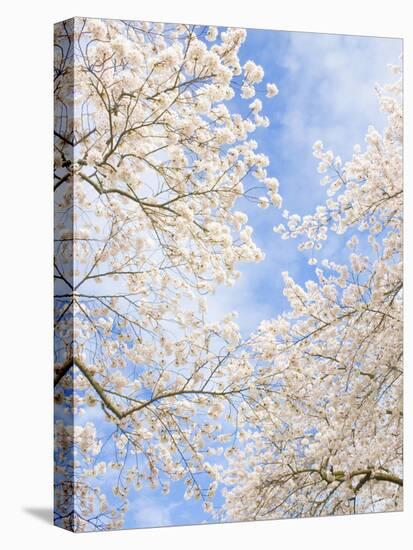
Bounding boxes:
[54,17,279,531]
[221,65,403,520]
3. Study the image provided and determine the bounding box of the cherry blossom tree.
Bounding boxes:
[54,17,280,531]
[220,65,403,521]
[54,17,402,531]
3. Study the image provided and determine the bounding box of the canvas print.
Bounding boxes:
[54,17,403,532]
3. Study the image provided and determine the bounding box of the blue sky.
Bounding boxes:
[207,28,402,336]
[73,26,402,530]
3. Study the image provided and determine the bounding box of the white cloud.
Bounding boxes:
[275,32,402,209]
[134,499,177,528]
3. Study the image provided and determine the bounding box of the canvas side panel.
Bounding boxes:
[54,17,76,532]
